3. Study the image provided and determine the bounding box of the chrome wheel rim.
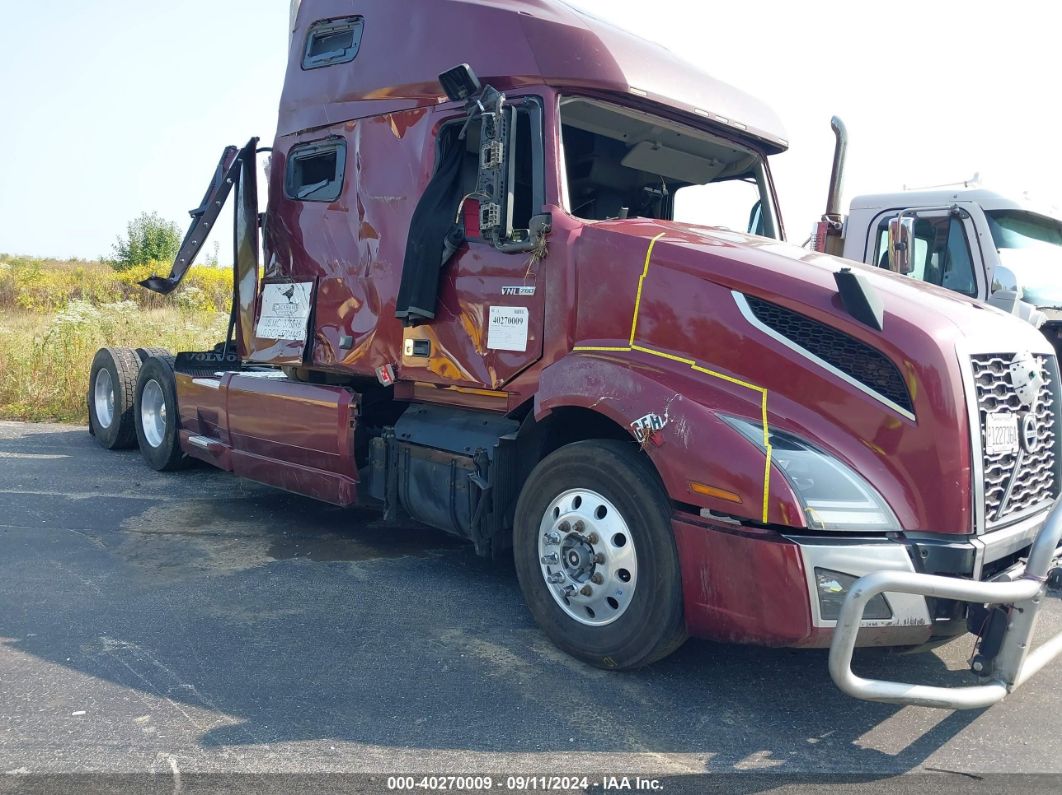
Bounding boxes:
[140,380,167,449]
[538,488,638,626]
[93,368,115,430]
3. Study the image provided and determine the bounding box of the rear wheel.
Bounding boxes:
[134,356,189,471]
[88,347,141,449]
[513,439,687,670]
[136,346,172,363]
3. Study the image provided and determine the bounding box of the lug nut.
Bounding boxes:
[541,553,559,565]
[587,532,599,544]
[573,520,585,533]
[562,585,577,598]
[558,521,571,533]
[591,573,604,585]
[547,572,565,584]
[580,585,593,596]
[593,553,605,564]
[543,532,561,545]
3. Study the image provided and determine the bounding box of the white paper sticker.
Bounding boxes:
[255,282,314,341]
[487,306,529,352]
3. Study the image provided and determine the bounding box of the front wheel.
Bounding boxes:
[513,439,687,670]
[134,356,189,472]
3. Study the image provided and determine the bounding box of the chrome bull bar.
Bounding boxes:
[829,501,1062,709]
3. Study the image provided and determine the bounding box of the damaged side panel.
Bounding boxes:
[535,353,804,526]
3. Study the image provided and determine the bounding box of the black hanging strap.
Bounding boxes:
[395,132,467,324]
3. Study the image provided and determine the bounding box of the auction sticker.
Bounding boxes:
[487,306,529,352]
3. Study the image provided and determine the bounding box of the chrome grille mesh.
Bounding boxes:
[971,354,1059,525]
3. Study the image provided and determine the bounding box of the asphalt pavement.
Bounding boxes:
[0,420,1060,792]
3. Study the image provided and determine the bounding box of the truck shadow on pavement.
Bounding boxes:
[0,426,994,776]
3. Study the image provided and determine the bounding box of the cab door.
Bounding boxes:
[869,206,987,300]
[399,99,547,392]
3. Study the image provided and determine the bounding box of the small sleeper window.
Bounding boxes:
[285,139,346,202]
[303,17,364,69]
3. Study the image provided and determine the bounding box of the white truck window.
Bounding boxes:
[875,215,977,297]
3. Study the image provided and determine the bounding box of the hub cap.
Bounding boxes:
[93,369,115,430]
[140,380,167,449]
[537,488,638,626]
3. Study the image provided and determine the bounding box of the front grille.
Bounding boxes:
[971,353,1060,526]
[744,296,913,413]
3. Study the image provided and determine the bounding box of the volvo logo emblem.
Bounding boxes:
[1020,412,1040,454]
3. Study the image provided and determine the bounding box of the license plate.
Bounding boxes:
[985,412,1019,456]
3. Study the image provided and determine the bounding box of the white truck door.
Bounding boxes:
[865,206,988,300]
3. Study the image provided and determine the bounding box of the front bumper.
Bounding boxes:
[673,510,1041,649]
[828,501,1062,709]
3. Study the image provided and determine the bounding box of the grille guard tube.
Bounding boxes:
[829,500,1062,709]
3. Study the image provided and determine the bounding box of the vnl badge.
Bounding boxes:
[631,412,667,445]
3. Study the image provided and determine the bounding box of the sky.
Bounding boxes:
[0,0,1060,261]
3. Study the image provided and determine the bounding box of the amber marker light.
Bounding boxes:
[689,482,743,503]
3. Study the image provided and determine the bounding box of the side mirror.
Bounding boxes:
[437,64,511,246]
[439,64,482,103]
[888,216,916,275]
[992,263,1020,295]
[438,64,549,254]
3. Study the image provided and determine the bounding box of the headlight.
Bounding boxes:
[722,417,900,532]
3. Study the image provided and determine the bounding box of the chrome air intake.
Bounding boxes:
[738,294,913,417]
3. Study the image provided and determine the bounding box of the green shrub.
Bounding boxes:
[111,212,183,271]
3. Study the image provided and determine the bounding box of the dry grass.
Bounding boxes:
[0,255,230,423]
[0,254,233,313]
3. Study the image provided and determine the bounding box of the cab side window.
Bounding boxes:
[303,17,364,69]
[875,215,977,297]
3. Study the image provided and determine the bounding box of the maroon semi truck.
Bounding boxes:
[88,0,1062,707]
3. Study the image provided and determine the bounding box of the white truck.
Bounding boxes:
[812,118,1062,354]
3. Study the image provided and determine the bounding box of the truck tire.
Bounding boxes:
[134,356,189,472]
[88,347,142,450]
[135,346,172,363]
[513,439,687,670]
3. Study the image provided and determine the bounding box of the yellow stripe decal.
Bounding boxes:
[629,232,667,345]
[575,233,773,523]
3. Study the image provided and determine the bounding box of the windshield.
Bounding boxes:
[559,97,779,238]
[986,210,1062,307]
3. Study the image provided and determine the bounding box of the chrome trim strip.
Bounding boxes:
[186,435,215,450]
[191,378,221,390]
[732,291,917,422]
[972,508,1051,572]
[954,338,986,535]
